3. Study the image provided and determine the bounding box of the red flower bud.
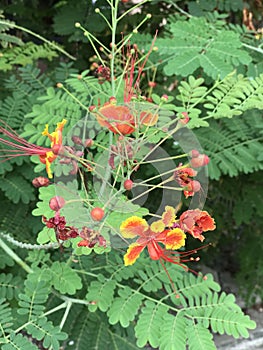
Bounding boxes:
[190,154,210,168]
[32,177,50,188]
[72,136,82,145]
[186,180,201,193]
[190,149,200,158]
[90,207,104,221]
[124,179,133,191]
[84,139,93,148]
[49,196,66,211]
[148,81,156,88]
[179,112,189,125]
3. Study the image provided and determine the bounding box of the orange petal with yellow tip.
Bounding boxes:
[164,228,186,250]
[162,206,176,227]
[120,216,148,238]
[124,243,145,266]
[150,220,165,233]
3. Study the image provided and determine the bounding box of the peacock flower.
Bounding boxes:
[179,209,216,242]
[120,206,186,266]
[95,41,158,135]
[0,119,67,178]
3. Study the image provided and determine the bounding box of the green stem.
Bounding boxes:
[0,20,76,61]
[0,238,33,274]
[59,301,72,330]
[110,0,119,96]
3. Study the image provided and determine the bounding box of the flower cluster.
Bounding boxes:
[0,119,67,178]
[120,206,215,266]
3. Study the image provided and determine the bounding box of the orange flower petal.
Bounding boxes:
[96,105,135,135]
[120,216,148,238]
[162,206,176,227]
[164,228,186,250]
[124,243,145,266]
[140,111,158,126]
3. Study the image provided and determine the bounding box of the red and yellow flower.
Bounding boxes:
[94,42,158,135]
[120,206,216,266]
[120,206,186,266]
[0,119,67,178]
[179,209,216,242]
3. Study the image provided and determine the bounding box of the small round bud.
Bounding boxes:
[133,29,138,34]
[56,83,63,88]
[148,81,156,88]
[146,14,152,19]
[95,8,100,13]
[77,74,82,80]
[89,105,96,112]
[190,154,210,168]
[153,46,158,51]
[84,139,93,148]
[49,196,65,211]
[32,177,50,188]
[186,180,201,193]
[124,179,133,191]
[161,94,169,102]
[75,22,81,28]
[90,207,105,221]
[190,149,200,158]
[109,96,117,104]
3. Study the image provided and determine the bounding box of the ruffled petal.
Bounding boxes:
[164,228,186,250]
[150,220,165,233]
[162,206,176,227]
[120,216,148,238]
[124,243,145,265]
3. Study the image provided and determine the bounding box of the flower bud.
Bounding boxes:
[190,149,200,158]
[186,180,201,193]
[90,207,104,221]
[84,139,93,148]
[49,196,66,211]
[148,81,156,88]
[190,154,210,168]
[72,135,82,145]
[179,112,189,125]
[124,179,133,191]
[32,177,50,188]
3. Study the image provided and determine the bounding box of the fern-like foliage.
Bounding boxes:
[83,253,256,349]
[195,111,263,179]
[156,16,252,78]
[0,42,58,71]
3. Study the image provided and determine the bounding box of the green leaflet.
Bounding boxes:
[50,261,83,295]
[157,17,252,79]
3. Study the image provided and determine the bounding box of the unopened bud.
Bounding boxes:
[124,179,133,191]
[190,154,210,168]
[72,135,82,145]
[49,196,66,211]
[32,177,50,188]
[148,81,157,88]
[190,149,200,158]
[75,22,81,28]
[84,139,93,148]
[161,94,169,102]
[56,83,63,88]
